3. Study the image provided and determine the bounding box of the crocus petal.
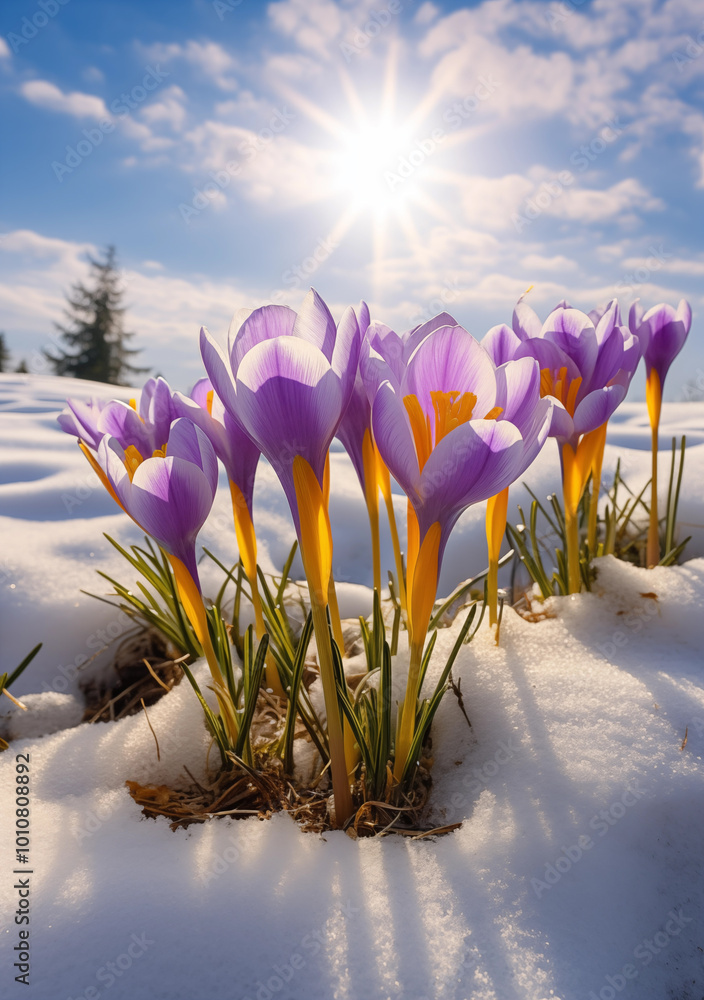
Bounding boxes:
[542,308,598,387]
[227,306,254,346]
[367,322,405,384]
[404,326,497,419]
[189,377,212,411]
[357,300,370,334]
[200,326,240,417]
[166,418,219,495]
[291,288,337,361]
[143,377,174,450]
[642,300,692,385]
[58,398,105,450]
[235,337,342,502]
[416,419,524,542]
[128,456,215,581]
[336,377,371,490]
[98,400,152,457]
[512,298,543,340]
[230,305,297,373]
[494,357,541,433]
[628,299,645,338]
[332,305,362,405]
[517,396,554,469]
[587,315,625,395]
[404,312,460,358]
[572,384,627,438]
[513,336,580,382]
[370,380,420,502]
[548,399,575,441]
[481,324,522,366]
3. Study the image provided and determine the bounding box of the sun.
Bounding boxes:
[332,119,420,215]
[273,41,472,298]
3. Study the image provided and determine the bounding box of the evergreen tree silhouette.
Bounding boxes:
[46,246,149,384]
[0,333,9,373]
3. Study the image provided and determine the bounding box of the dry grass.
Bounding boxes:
[81,628,183,724]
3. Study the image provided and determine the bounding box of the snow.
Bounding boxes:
[1,373,703,1000]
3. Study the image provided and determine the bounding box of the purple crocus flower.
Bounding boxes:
[362,323,552,776]
[628,298,692,566]
[334,301,386,592]
[58,376,176,457]
[501,298,642,590]
[200,289,361,540]
[172,377,260,519]
[96,416,227,696]
[628,298,692,399]
[200,288,362,825]
[99,416,217,586]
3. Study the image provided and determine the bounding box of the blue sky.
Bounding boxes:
[1,0,703,397]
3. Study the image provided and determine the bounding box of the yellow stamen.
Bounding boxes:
[403,395,433,471]
[129,398,137,411]
[484,405,503,421]
[206,389,214,416]
[431,389,477,446]
[123,444,144,481]
[540,366,583,416]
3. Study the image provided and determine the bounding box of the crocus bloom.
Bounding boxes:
[507,300,642,591]
[363,324,552,777]
[629,298,692,566]
[59,376,177,458]
[335,302,391,595]
[363,311,460,614]
[94,417,238,738]
[200,288,361,825]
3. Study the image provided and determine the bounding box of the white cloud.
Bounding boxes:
[19,80,108,120]
[139,86,188,132]
[182,119,332,206]
[415,3,439,26]
[521,253,578,272]
[0,37,11,60]
[139,40,238,91]
[268,0,344,57]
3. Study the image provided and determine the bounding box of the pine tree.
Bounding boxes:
[15,359,28,374]
[46,246,149,385]
[0,333,9,373]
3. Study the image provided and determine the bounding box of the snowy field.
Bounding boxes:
[1,373,704,1000]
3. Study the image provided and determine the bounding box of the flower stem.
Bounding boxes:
[327,572,346,656]
[310,594,353,827]
[230,482,284,698]
[647,424,660,567]
[564,497,581,595]
[394,637,424,782]
[646,369,662,568]
[485,487,509,629]
[379,461,407,616]
[587,422,608,555]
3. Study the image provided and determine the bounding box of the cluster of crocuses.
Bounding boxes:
[58,288,691,825]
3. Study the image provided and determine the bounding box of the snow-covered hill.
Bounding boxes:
[1,373,703,1000]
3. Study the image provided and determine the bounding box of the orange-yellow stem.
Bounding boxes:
[229,481,284,698]
[646,369,662,567]
[394,521,441,780]
[486,487,509,630]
